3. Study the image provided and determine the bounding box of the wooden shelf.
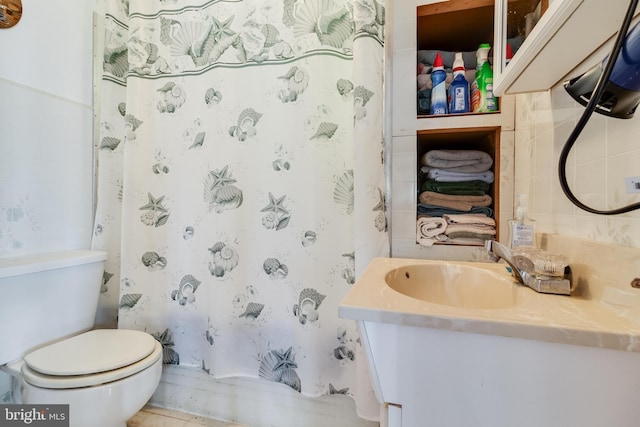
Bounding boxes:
[406,1,513,251]
[417,0,494,52]
[417,111,501,120]
[416,0,499,121]
[417,127,502,243]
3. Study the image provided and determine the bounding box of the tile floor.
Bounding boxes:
[127,405,247,427]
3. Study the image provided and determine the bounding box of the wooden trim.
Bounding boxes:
[417,0,495,17]
[0,0,23,29]
[540,0,549,15]
[417,125,500,136]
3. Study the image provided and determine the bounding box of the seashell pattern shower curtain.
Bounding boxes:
[92,0,387,420]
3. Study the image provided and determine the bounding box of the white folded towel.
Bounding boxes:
[422,167,495,184]
[416,216,447,247]
[443,213,496,227]
[444,223,496,236]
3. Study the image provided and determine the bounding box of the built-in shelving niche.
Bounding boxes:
[416,0,499,119]
[417,126,501,245]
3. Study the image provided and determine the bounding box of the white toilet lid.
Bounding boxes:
[21,341,162,389]
[24,329,157,376]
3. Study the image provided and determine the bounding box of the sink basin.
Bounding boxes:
[385,263,521,310]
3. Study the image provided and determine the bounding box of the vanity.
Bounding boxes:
[339,235,640,427]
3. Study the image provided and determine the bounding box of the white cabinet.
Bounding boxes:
[493,0,640,96]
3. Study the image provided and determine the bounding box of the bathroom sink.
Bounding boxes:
[385,263,521,310]
[339,250,640,427]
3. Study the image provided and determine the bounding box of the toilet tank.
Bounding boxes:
[0,250,108,365]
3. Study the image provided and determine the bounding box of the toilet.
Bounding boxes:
[0,250,162,427]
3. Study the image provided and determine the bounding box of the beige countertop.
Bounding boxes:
[339,256,640,352]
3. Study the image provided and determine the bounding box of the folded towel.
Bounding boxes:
[418,191,492,212]
[422,150,493,173]
[417,216,448,237]
[417,234,448,247]
[417,204,494,217]
[416,217,448,247]
[422,167,495,184]
[444,223,496,236]
[443,213,496,227]
[417,69,476,92]
[445,231,496,240]
[440,236,491,246]
[421,179,490,196]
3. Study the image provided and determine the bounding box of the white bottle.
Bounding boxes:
[508,194,536,248]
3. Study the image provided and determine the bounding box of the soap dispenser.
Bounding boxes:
[508,194,536,248]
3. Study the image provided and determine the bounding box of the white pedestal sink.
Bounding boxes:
[340,257,640,427]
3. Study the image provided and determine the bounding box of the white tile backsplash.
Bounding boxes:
[575,115,607,165]
[392,135,418,154]
[607,117,640,156]
[391,210,419,240]
[533,129,554,174]
[391,49,420,137]
[390,179,416,212]
[391,152,417,181]
[393,17,417,52]
[572,163,607,211]
[515,58,640,250]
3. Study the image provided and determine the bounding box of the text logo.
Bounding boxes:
[0,405,69,427]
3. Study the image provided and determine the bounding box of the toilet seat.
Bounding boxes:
[21,329,162,389]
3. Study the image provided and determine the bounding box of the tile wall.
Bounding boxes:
[514,62,640,249]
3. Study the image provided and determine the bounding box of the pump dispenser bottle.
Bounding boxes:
[507,194,536,248]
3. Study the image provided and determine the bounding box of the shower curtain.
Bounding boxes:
[92,0,387,420]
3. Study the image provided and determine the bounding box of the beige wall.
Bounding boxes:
[514,80,640,248]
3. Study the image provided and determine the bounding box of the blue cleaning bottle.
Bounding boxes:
[429,52,448,115]
[448,52,470,114]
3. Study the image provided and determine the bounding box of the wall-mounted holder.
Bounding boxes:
[0,0,22,29]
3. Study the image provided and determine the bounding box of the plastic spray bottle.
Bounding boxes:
[507,194,536,248]
[470,45,484,112]
[505,43,513,67]
[429,52,448,115]
[447,52,470,114]
[475,43,497,112]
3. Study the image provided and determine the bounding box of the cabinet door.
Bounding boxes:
[493,0,640,96]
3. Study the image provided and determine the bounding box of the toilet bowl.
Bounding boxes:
[0,250,163,427]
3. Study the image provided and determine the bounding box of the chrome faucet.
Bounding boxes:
[484,240,572,295]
